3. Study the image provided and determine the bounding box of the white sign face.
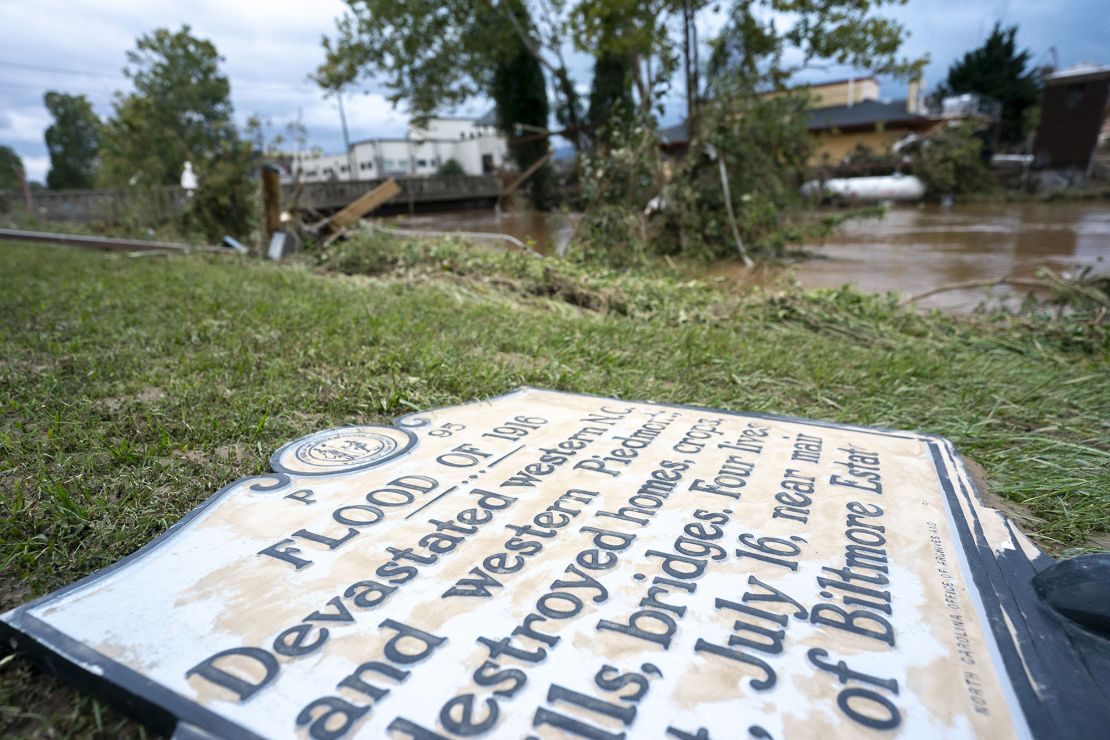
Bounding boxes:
[0,389,1093,739]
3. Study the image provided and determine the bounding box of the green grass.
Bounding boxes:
[1,237,1107,736]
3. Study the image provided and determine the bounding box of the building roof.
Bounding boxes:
[807,98,925,131]
[658,121,690,145]
[1045,63,1110,85]
[475,107,498,126]
[799,76,879,89]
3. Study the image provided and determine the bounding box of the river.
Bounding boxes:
[391,202,1109,312]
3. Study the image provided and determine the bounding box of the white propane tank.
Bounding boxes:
[801,173,926,202]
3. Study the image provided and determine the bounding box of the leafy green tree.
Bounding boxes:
[322,1,922,148]
[939,23,1039,145]
[436,158,465,175]
[317,2,585,147]
[0,146,23,191]
[315,2,498,125]
[588,51,633,144]
[911,123,993,197]
[661,84,814,259]
[185,138,256,241]
[96,26,254,239]
[490,4,555,206]
[100,25,237,187]
[317,2,558,204]
[43,92,101,189]
[586,12,635,148]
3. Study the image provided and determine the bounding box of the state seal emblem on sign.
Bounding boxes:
[269,425,416,475]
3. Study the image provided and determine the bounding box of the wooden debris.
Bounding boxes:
[499,152,553,205]
[324,178,402,233]
[261,166,282,246]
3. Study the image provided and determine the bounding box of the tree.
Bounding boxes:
[0,146,23,191]
[586,13,635,148]
[490,5,555,205]
[660,82,814,260]
[911,123,993,197]
[97,26,253,239]
[436,158,465,175]
[43,92,101,190]
[639,0,923,260]
[318,1,558,204]
[940,23,1039,145]
[322,1,922,149]
[316,2,584,148]
[315,2,498,126]
[100,25,237,187]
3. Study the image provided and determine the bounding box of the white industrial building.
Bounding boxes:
[288,110,508,183]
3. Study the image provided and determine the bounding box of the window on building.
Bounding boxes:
[340,165,348,172]
[417,159,427,167]
[384,159,395,168]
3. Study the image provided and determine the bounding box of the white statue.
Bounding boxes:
[180,161,198,193]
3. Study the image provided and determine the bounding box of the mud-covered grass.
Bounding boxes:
[1,237,1107,736]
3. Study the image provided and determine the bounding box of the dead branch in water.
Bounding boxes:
[903,277,1053,305]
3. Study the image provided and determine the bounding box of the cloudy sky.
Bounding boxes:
[1,0,1105,182]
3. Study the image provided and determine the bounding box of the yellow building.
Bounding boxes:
[800,78,936,166]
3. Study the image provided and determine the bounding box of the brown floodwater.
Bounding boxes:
[392,209,583,255]
[723,202,1110,312]
[390,202,1109,312]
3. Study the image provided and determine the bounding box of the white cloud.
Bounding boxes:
[2,0,1106,182]
[21,155,50,183]
[0,108,52,144]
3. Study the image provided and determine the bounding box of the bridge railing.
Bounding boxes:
[289,175,501,210]
[1,186,186,224]
[1,175,502,223]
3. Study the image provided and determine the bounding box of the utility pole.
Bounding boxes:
[16,164,31,211]
[334,88,356,181]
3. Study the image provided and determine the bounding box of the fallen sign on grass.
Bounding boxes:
[2,388,1107,739]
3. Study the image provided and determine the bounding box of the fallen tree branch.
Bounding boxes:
[361,221,543,258]
[903,277,1051,305]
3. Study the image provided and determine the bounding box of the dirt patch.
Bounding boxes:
[495,351,540,372]
[99,387,166,412]
[961,456,1042,528]
[175,442,251,467]
[1084,531,1110,552]
[0,358,51,374]
[287,410,329,430]
[0,572,33,613]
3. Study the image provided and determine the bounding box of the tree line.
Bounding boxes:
[2,4,1046,257]
[2,26,254,240]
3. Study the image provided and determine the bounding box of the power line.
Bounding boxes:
[0,59,122,79]
[0,58,321,92]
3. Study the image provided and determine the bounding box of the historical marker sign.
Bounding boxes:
[2,388,1107,738]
